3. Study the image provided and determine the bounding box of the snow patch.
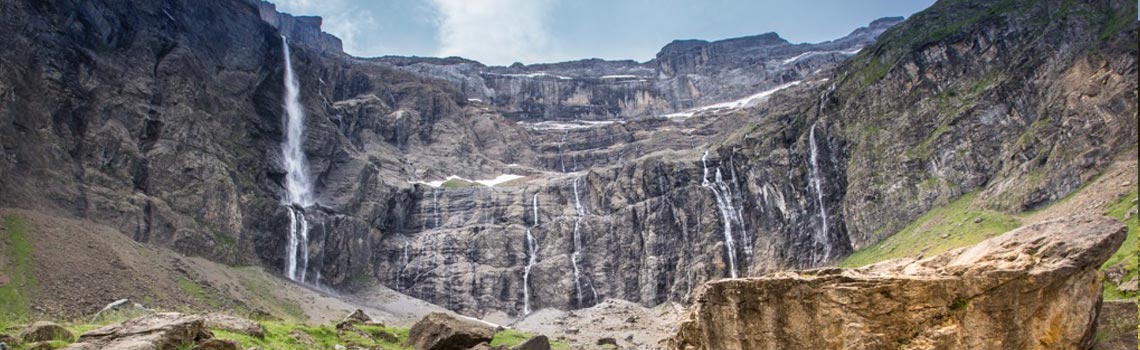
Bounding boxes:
[661,81,803,119]
[781,47,863,65]
[408,174,525,188]
[519,120,620,131]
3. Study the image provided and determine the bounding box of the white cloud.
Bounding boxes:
[428,0,556,65]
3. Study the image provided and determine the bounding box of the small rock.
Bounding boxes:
[624,334,634,342]
[624,316,638,324]
[597,337,618,346]
[334,344,347,350]
[511,335,551,350]
[939,233,950,239]
[1121,181,1131,187]
[290,330,315,345]
[973,216,983,223]
[564,328,579,335]
[0,341,7,350]
[193,339,240,350]
[337,309,374,329]
[19,321,74,343]
[1118,276,1138,293]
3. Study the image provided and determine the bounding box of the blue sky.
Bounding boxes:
[271,0,936,65]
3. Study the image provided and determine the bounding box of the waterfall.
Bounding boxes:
[522,193,539,315]
[280,36,315,283]
[570,176,596,306]
[702,150,740,278]
[808,122,832,264]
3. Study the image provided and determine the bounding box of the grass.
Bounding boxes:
[1101,186,1138,300]
[838,192,1021,268]
[177,277,224,309]
[0,215,35,329]
[234,267,306,322]
[441,179,481,189]
[491,328,570,350]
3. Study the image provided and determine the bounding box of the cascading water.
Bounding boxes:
[280,36,315,283]
[702,150,742,278]
[570,176,597,306]
[807,121,832,264]
[522,193,539,315]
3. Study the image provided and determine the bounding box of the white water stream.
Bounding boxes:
[702,150,741,278]
[280,36,315,283]
[522,194,539,315]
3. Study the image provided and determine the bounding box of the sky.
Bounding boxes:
[270,0,937,66]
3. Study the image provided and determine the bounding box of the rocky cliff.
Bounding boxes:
[0,0,1134,322]
[669,215,1127,350]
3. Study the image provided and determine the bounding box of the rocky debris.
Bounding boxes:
[192,339,239,350]
[19,322,74,343]
[23,343,53,350]
[64,312,213,350]
[203,314,265,339]
[408,312,495,350]
[670,216,1126,350]
[511,335,551,350]
[290,330,316,345]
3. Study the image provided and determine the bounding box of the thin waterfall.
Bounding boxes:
[808,122,832,264]
[570,176,596,306]
[522,193,539,315]
[702,150,739,278]
[280,36,315,283]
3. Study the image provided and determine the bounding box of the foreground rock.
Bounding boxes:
[409,312,495,350]
[64,312,213,350]
[670,216,1127,350]
[19,321,74,343]
[203,313,265,338]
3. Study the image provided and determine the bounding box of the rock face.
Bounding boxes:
[64,312,213,350]
[408,312,495,350]
[669,216,1127,350]
[202,314,264,339]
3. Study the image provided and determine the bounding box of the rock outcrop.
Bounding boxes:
[408,312,495,350]
[203,313,265,339]
[64,312,213,350]
[18,322,74,343]
[669,215,1127,350]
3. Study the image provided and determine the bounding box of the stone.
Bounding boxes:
[669,216,1127,350]
[19,322,74,343]
[337,309,373,329]
[24,342,53,350]
[564,329,579,335]
[193,339,239,350]
[511,335,551,350]
[1118,276,1138,293]
[63,312,212,350]
[597,337,618,346]
[203,314,264,339]
[408,312,494,350]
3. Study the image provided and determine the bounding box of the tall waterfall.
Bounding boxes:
[702,150,742,278]
[808,122,832,264]
[570,176,597,306]
[280,36,314,283]
[522,193,539,315]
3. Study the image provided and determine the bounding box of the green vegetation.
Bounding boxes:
[177,277,225,309]
[491,328,570,350]
[0,215,35,328]
[441,178,481,189]
[839,192,1021,268]
[1101,186,1138,300]
[234,267,306,322]
[213,322,412,350]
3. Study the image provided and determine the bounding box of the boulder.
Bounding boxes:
[408,312,494,350]
[19,322,74,343]
[669,216,1127,350]
[511,335,551,350]
[596,337,618,347]
[203,314,265,338]
[63,312,213,350]
[336,309,374,329]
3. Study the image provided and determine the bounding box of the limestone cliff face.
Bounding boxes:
[0,0,1134,321]
[669,215,1127,350]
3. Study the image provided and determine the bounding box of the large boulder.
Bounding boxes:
[408,312,495,350]
[63,312,213,350]
[19,322,74,343]
[670,216,1127,350]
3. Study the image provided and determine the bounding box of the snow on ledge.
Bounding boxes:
[408,174,525,188]
[661,80,804,119]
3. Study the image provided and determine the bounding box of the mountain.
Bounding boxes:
[0,0,1134,334]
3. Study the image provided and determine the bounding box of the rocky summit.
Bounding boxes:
[0,0,1135,349]
[670,215,1127,350]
